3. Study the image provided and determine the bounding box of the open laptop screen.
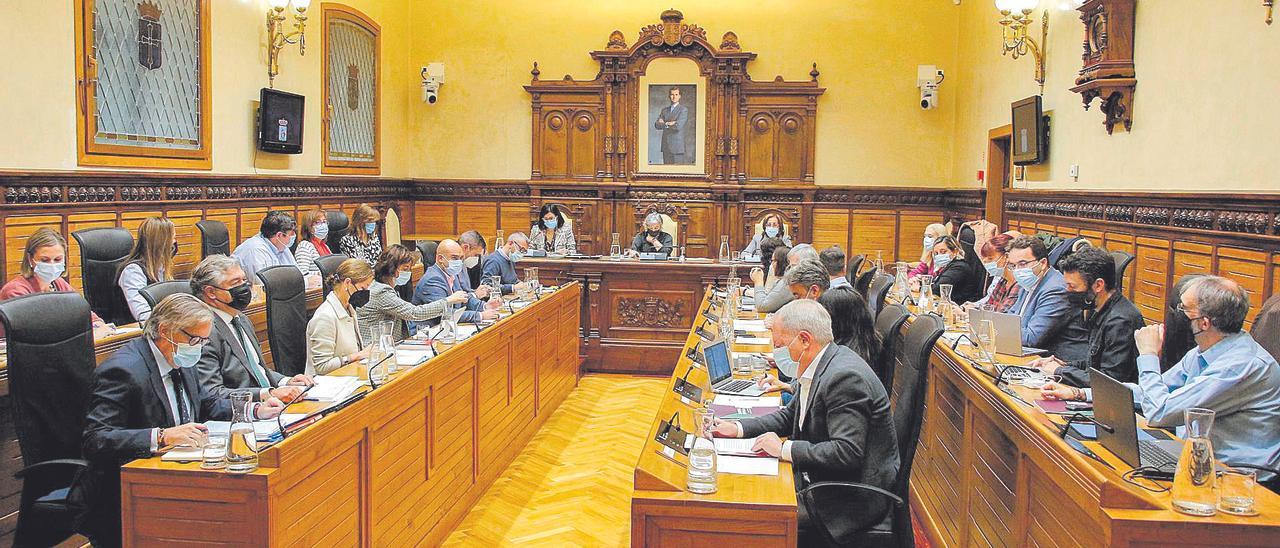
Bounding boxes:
[704,340,731,385]
[1090,367,1143,469]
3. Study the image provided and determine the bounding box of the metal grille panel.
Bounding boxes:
[326,20,376,162]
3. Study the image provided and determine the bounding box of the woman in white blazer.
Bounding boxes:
[306,258,374,375]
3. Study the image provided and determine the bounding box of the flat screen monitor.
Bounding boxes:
[258,88,304,154]
[1011,95,1046,166]
[703,340,731,385]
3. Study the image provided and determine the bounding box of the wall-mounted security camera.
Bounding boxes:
[421,63,445,104]
[917,65,945,111]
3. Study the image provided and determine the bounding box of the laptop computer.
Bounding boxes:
[1091,368,1182,475]
[704,340,765,396]
[969,309,1047,357]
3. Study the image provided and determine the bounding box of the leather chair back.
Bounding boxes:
[866,272,894,319]
[325,210,350,252]
[854,265,878,298]
[315,254,349,298]
[139,280,192,309]
[416,240,439,265]
[70,227,134,325]
[195,219,231,258]
[872,303,910,390]
[257,265,307,377]
[1110,250,1135,294]
[845,254,865,279]
[887,313,944,547]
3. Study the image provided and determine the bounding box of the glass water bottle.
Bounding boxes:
[494,230,505,252]
[1172,408,1218,516]
[718,235,730,263]
[226,390,259,474]
[893,261,910,301]
[609,232,621,259]
[686,407,718,494]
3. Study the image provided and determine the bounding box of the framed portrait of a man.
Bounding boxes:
[647,84,697,166]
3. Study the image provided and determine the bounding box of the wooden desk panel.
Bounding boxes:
[119,283,581,546]
[525,257,740,375]
[631,290,798,547]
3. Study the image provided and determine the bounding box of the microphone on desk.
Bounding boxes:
[994,365,1041,387]
[365,352,397,391]
[1058,412,1114,439]
[275,384,315,440]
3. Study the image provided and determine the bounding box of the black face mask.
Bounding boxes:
[348,289,371,309]
[1065,289,1096,310]
[647,230,662,237]
[220,282,254,311]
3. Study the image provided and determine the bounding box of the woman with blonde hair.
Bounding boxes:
[0,227,108,335]
[306,258,375,375]
[294,209,332,275]
[117,216,176,322]
[339,204,383,265]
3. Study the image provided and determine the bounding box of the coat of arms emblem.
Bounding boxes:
[347,65,360,110]
[137,0,163,70]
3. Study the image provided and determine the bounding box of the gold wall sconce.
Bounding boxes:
[1266,1,1274,25]
[267,0,311,87]
[996,0,1048,93]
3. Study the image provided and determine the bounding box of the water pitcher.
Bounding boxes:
[892,261,910,301]
[686,407,718,494]
[1171,408,1218,516]
[226,390,259,474]
[609,233,622,259]
[718,236,730,263]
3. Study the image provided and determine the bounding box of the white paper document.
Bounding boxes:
[394,349,432,367]
[735,319,768,332]
[306,376,360,401]
[717,455,779,476]
[735,336,772,345]
[714,437,765,457]
[204,420,281,441]
[712,394,782,407]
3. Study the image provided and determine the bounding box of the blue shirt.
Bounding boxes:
[232,234,298,282]
[1135,332,1280,479]
[829,276,851,291]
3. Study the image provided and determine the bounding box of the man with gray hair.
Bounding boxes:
[785,259,832,301]
[191,254,312,403]
[1045,275,1280,482]
[627,212,674,257]
[755,243,819,313]
[482,232,532,295]
[713,299,899,543]
[76,294,285,547]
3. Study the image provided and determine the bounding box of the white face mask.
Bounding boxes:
[463,256,480,268]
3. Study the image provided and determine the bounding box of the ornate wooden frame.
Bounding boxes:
[321,3,381,175]
[525,9,824,184]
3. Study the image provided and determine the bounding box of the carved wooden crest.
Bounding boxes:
[641,9,706,47]
[617,296,685,328]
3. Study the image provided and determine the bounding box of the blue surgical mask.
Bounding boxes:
[171,342,203,369]
[1012,266,1041,291]
[764,226,779,238]
[394,270,412,286]
[933,253,952,270]
[313,222,329,240]
[286,234,296,249]
[772,345,799,378]
[446,259,465,276]
[364,222,377,235]
[509,250,524,263]
[33,261,65,284]
[983,260,1004,278]
[923,236,937,250]
[544,218,558,230]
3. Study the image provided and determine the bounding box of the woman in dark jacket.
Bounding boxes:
[929,235,979,304]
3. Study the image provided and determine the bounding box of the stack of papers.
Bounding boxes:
[713,438,768,457]
[718,455,779,476]
[394,348,432,367]
[735,319,768,333]
[735,335,772,345]
[205,420,282,442]
[306,376,360,401]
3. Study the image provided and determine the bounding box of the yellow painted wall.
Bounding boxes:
[0,0,416,177]
[407,1,963,186]
[950,1,1280,191]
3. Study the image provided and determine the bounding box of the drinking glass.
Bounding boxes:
[200,435,228,470]
[1218,469,1258,516]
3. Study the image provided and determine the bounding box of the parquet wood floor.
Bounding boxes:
[441,374,668,547]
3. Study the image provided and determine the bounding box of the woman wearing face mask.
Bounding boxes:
[529,203,577,255]
[118,216,177,323]
[742,213,793,258]
[339,204,384,266]
[293,209,332,275]
[926,236,979,304]
[627,213,675,257]
[966,233,1020,312]
[356,245,468,344]
[1,227,108,336]
[306,259,376,375]
[906,223,952,279]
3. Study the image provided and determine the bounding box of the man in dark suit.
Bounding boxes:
[459,230,488,289]
[74,294,285,547]
[654,87,689,164]
[714,299,899,545]
[481,232,531,295]
[412,239,500,329]
[190,254,312,401]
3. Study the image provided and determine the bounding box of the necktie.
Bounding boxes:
[168,369,191,425]
[233,316,270,388]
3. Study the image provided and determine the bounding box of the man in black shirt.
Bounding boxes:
[1029,248,1145,387]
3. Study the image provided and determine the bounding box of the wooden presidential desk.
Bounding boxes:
[118,283,581,546]
[524,256,742,375]
[904,302,1280,547]
[631,288,798,547]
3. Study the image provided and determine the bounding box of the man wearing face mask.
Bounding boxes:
[627,212,675,257]
[1043,276,1280,482]
[1027,248,1143,387]
[73,294,285,547]
[413,239,500,329]
[756,244,819,313]
[712,300,899,544]
[482,232,532,295]
[191,255,313,402]
[459,230,488,289]
[1004,235,1072,349]
[232,211,320,287]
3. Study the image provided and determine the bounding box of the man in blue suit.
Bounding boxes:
[1006,235,1076,350]
[654,87,689,164]
[481,232,531,295]
[413,239,499,329]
